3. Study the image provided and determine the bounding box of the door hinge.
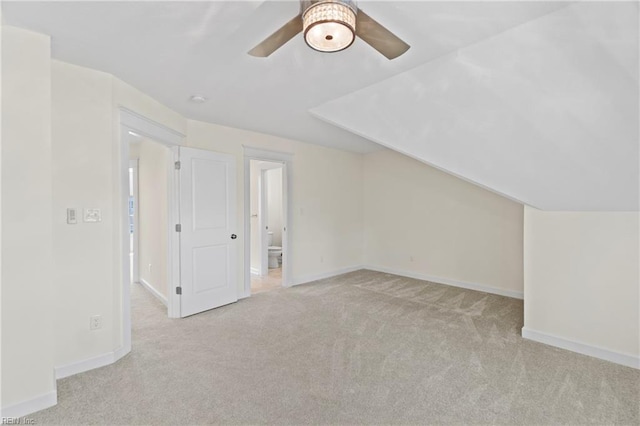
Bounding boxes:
[174,161,181,170]
[176,287,182,295]
[175,224,182,232]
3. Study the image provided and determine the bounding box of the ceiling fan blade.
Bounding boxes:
[356,9,410,60]
[248,14,303,57]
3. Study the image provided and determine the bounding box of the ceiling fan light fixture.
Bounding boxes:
[302,0,357,53]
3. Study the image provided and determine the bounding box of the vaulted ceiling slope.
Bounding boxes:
[311,2,639,211]
[3,1,567,153]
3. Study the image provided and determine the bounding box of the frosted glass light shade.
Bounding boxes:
[302,1,357,53]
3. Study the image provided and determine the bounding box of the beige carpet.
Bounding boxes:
[29,270,639,424]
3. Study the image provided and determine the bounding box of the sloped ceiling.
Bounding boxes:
[3,1,637,210]
[311,2,639,211]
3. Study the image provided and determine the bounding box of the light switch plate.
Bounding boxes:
[84,208,102,223]
[67,208,78,224]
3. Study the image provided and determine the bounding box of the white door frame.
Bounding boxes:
[129,159,139,283]
[258,168,269,276]
[118,108,185,357]
[243,146,293,298]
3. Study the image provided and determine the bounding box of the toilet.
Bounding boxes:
[267,231,282,269]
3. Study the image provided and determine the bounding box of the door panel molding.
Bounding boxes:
[178,146,238,317]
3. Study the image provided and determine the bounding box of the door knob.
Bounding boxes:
[231,234,237,239]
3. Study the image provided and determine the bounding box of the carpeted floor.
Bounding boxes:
[30,270,639,424]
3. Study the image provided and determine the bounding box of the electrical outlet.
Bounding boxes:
[90,315,102,330]
[148,264,152,273]
[320,256,324,263]
[410,256,415,262]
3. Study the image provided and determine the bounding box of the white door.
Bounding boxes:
[178,147,237,317]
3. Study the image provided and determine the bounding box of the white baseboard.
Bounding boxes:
[250,267,260,276]
[0,346,132,416]
[113,344,131,362]
[55,344,131,380]
[55,352,114,379]
[522,327,639,369]
[0,389,57,418]
[138,278,168,306]
[291,265,364,286]
[362,265,524,299]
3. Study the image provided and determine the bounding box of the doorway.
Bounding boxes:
[250,160,284,293]
[129,136,172,308]
[124,134,238,320]
[243,147,292,297]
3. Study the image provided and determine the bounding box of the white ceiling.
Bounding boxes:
[3,0,568,153]
[4,1,636,210]
[311,1,639,211]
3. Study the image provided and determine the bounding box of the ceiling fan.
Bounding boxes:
[248,0,410,60]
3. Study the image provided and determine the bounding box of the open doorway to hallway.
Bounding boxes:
[250,160,284,294]
[128,135,171,308]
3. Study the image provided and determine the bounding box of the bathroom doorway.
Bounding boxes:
[249,159,285,294]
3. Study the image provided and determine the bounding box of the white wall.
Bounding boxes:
[363,149,524,297]
[187,120,365,288]
[49,60,185,377]
[51,60,116,371]
[137,138,169,301]
[1,26,56,415]
[266,167,283,247]
[129,141,140,159]
[523,207,639,366]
